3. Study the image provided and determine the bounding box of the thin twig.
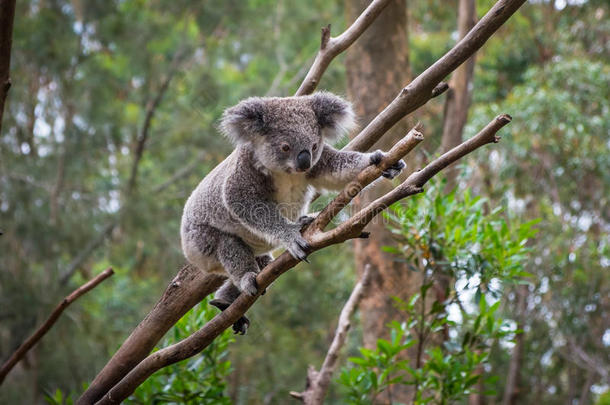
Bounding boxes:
[0,268,115,384]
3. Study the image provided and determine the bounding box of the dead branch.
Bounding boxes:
[0,268,115,385]
[0,0,17,134]
[290,265,372,404]
[345,0,525,153]
[295,0,392,96]
[94,114,510,404]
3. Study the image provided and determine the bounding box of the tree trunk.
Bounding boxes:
[440,0,476,188]
[345,0,414,402]
[0,0,17,135]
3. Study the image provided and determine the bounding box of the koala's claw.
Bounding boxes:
[287,234,310,262]
[239,272,259,296]
[382,159,406,179]
[233,315,250,335]
[210,299,250,335]
[298,215,315,228]
[369,150,384,165]
[370,150,406,179]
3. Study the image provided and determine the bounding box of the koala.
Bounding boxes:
[180,91,405,334]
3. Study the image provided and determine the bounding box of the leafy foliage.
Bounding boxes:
[339,182,536,404]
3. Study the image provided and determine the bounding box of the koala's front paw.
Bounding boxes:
[285,231,310,262]
[382,159,406,179]
[239,272,259,296]
[369,150,406,179]
[369,150,385,165]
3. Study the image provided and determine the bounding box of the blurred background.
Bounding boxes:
[0,0,608,404]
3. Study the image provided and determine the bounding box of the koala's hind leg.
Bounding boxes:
[216,234,260,296]
[210,281,250,335]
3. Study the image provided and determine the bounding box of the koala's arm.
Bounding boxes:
[307,144,405,191]
[223,163,310,260]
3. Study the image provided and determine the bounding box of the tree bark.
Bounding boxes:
[441,0,476,188]
[345,1,415,402]
[0,0,17,135]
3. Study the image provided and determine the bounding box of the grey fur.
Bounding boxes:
[181,92,405,332]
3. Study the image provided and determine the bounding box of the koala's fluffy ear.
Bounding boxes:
[220,97,269,144]
[310,91,356,141]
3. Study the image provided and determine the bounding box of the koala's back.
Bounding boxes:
[180,146,273,266]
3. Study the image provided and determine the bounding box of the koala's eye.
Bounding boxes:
[312,143,318,151]
[281,143,290,152]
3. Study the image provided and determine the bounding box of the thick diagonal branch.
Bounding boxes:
[95,114,510,405]
[290,265,372,404]
[0,268,115,384]
[345,0,525,153]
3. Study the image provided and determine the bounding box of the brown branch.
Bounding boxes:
[295,0,392,96]
[313,115,511,244]
[76,265,224,405]
[345,0,525,153]
[307,124,423,235]
[0,268,115,385]
[290,265,372,404]
[93,114,510,405]
[0,0,17,135]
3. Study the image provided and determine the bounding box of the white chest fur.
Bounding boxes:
[272,172,313,222]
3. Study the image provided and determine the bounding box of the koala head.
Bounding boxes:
[220,91,355,174]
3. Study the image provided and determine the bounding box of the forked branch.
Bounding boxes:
[295,0,392,96]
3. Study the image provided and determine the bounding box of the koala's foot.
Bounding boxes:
[232,316,250,335]
[298,215,315,230]
[370,150,406,179]
[209,298,251,335]
[285,230,310,262]
[239,272,259,296]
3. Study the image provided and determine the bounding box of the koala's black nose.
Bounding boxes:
[296,150,311,171]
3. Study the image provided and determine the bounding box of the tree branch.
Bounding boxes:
[290,265,372,404]
[94,115,510,404]
[76,265,224,405]
[295,0,392,96]
[0,268,114,385]
[345,0,525,153]
[307,124,423,235]
[0,0,17,135]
